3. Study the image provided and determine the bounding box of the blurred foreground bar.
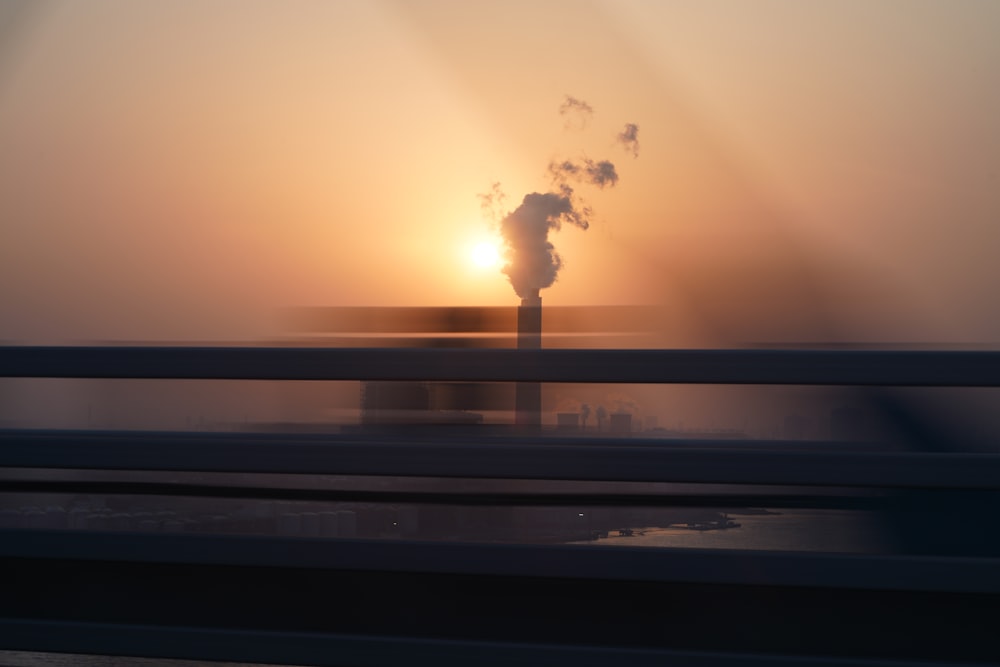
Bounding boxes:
[1,428,999,488]
[3,346,1000,385]
[2,344,1000,666]
[279,304,665,348]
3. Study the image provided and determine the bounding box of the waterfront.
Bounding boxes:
[580,510,889,554]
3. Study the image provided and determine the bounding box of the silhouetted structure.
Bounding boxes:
[361,381,430,425]
[515,290,542,427]
[609,411,632,434]
[556,412,580,431]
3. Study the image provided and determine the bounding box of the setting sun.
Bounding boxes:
[470,241,501,269]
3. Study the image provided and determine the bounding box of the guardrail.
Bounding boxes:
[1,346,999,666]
[3,346,1000,384]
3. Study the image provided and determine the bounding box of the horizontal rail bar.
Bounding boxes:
[2,430,999,489]
[0,621,967,667]
[3,348,998,665]
[2,529,998,593]
[285,304,661,334]
[0,427,886,451]
[0,479,883,510]
[3,346,1000,385]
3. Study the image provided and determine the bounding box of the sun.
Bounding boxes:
[470,241,501,269]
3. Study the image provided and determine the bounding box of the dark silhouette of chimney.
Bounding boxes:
[515,289,542,427]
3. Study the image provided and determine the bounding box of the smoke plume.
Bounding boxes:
[500,189,589,299]
[584,159,618,187]
[478,181,507,223]
[483,96,638,300]
[549,158,619,189]
[618,123,640,157]
[559,95,593,129]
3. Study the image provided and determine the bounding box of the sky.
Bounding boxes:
[2,0,1000,345]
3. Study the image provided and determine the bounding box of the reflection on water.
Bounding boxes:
[0,481,888,553]
[0,510,896,667]
[577,510,888,554]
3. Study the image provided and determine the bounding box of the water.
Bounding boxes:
[0,510,890,666]
[582,509,889,553]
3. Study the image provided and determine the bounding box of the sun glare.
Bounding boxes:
[470,241,500,269]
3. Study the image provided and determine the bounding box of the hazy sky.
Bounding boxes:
[2,0,999,344]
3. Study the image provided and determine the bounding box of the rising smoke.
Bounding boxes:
[558,94,593,128]
[482,97,638,301]
[500,190,588,299]
[548,158,619,189]
[618,123,640,157]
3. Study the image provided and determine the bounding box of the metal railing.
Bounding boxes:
[1,346,999,666]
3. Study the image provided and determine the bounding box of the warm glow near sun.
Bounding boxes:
[470,241,501,269]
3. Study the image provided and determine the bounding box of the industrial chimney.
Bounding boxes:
[515,289,542,427]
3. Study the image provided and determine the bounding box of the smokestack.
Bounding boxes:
[515,290,542,427]
[482,97,639,428]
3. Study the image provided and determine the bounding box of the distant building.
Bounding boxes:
[609,412,632,434]
[361,381,430,425]
[556,412,580,431]
[360,381,486,427]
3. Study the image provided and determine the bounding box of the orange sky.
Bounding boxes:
[2,0,999,345]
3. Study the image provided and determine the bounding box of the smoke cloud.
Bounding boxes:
[478,181,507,223]
[484,96,638,300]
[559,94,593,128]
[549,159,580,180]
[618,123,640,157]
[500,189,589,299]
[549,158,619,189]
[585,159,618,187]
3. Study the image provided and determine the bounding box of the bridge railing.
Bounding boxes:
[1,346,999,666]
